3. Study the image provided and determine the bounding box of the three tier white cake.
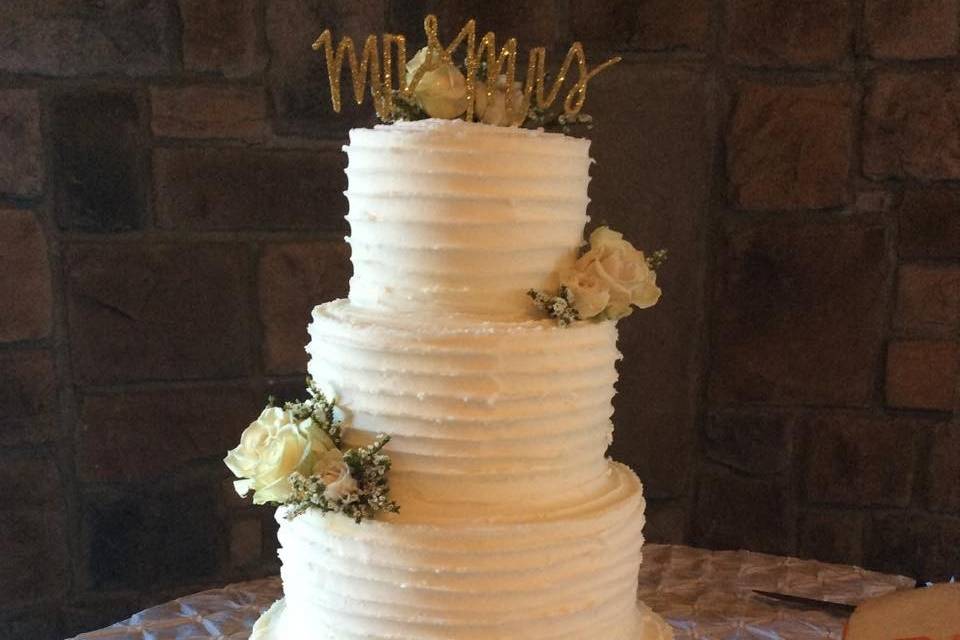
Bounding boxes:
[239,119,672,639]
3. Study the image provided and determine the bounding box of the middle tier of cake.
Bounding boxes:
[307,299,624,522]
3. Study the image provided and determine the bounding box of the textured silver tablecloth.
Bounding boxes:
[71,544,914,640]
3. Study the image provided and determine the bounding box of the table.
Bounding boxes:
[70,544,915,640]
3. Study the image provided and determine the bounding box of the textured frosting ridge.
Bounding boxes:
[345,119,592,318]
[261,120,670,639]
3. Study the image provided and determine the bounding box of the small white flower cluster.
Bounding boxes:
[224,380,398,523]
[531,226,664,325]
[400,47,530,127]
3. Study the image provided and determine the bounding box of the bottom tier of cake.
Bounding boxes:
[250,464,672,639]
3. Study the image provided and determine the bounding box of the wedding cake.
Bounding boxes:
[223,16,673,640]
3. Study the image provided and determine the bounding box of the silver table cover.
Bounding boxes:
[71,544,915,640]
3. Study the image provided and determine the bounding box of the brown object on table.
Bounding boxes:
[843,583,960,640]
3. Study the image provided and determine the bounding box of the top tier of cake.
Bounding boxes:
[344,119,592,319]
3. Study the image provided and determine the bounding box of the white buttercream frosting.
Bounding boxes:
[345,119,592,318]
[256,120,671,639]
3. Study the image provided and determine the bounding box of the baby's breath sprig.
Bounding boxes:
[284,434,399,524]
[646,249,668,270]
[525,105,595,134]
[528,286,580,326]
[281,377,343,447]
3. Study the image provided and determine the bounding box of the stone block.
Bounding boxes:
[864,0,959,60]
[864,72,960,180]
[266,0,383,136]
[864,513,960,581]
[727,0,851,66]
[154,148,346,231]
[634,0,711,52]
[711,221,889,406]
[78,385,260,482]
[0,210,52,342]
[259,242,351,374]
[51,92,144,232]
[898,188,960,259]
[0,90,42,197]
[65,243,252,384]
[0,0,177,76]
[643,499,689,544]
[587,63,710,500]
[0,449,62,512]
[0,509,68,607]
[727,82,853,210]
[705,411,793,475]
[803,413,918,507]
[895,264,960,337]
[928,423,960,514]
[83,483,222,589]
[230,517,263,566]
[150,86,269,141]
[692,467,794,555]
[0,607,61,640]
[0,349,56,446]
[179,0,265,76]
[797,509,863,566]
[885,340,959,411]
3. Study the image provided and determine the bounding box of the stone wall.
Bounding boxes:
[1,1,958,637]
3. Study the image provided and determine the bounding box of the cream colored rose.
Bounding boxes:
[313,449,359,502]
[224,407,337,505]
[562,268,611,320]
[474,75,528,126]
[405,47,467,119]
[564,226,662,320]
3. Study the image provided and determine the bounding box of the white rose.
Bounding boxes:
[562,268,611,320]
[313,450,359,502]
[224,406,337,505]
[405,47,467,119]
[565,226,662,320]
[474,75,528,126]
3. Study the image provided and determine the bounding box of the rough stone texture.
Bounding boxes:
[0,509,69,607]
[928,423,960,514]
[179,0,265,76]
[644,500,690,544]
[693,467,794,555]
[230,517,263,567]
[727,0,851,66]
[65,243,252,385]
[865,513,960,580]
[885,340,959,411]
[803,413,918,507]
[588,63,710,499]
[154,148,347,231]
[391,1,559,47]
[78,386,260,482]
[0,350,56,446]
[711,222,888,406]
[0,210,52,342]
[728,82,853,210]
[0,449,62,511]
[634,0,711,52]
[259,242,352,374]
[864,0,959,60]
[797,509,864,566]
[266,0,383,136]
[83,483,221,589]
[0,90,43,197]
[568,0,636,47]
[51,91,144,232]
[0,0,177,76]
[150,86,269,141]
[898,188,960,259]
[863,72,960,181]
[704,411,793,475]
[894,264,960,337]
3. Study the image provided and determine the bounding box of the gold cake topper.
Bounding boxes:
[312,15,621,126]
